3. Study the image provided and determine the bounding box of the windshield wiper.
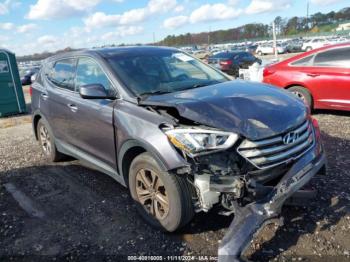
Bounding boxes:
[180,81,220,91]
[138,90,171,99]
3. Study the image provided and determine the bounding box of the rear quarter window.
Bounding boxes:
[290,55,314,66]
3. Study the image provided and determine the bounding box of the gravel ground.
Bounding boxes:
[0,111,349,261]
[0,85,31,129]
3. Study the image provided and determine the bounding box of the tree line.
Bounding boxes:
[158,7,350,46]
[17,7,350,61]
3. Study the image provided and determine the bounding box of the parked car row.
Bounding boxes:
[183,35,350,59]
[255,43,286,56]
[19,67,40,85]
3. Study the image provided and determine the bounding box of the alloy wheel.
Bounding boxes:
[292,91,306,103]
[39,125,51,155]
[135,168,169,220]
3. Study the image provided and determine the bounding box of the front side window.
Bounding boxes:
[313,47,350,68]
[49,58,76,91]
[107,50,228,97]
[75,57,113,92]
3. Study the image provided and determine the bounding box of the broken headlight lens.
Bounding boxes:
[165,129,239,156]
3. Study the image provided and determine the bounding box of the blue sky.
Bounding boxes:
[0,0,349,56]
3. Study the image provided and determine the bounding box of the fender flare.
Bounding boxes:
[118,139,169,183]
[32,110,46,140]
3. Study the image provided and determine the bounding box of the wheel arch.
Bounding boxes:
[284,84,314,108]
[118,140,169,187]
[32,111,46,140]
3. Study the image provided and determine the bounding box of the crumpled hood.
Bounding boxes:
[141,80,308,140]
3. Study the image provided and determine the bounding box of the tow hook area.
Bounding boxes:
[218,148,326,262]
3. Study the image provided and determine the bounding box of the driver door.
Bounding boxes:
[68,57,117,168]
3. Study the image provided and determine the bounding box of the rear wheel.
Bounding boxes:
[37,119,66,162]
[129,152,194,232]
[257,51,263,56]
[288,86,313,109]
[305,46,312,52]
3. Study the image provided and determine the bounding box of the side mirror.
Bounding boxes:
[79,84,114,99]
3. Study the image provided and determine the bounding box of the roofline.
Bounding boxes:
[43,46,181,62]
[0,48,15,55]
[271,42,350,66]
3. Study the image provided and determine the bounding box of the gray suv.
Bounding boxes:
[32,47,326,257]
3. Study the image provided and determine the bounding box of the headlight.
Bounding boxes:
[165,128,239,156]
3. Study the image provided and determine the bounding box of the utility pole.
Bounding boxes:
[306,1,309,29]
[208,26,211,49]
[272,21,278,59]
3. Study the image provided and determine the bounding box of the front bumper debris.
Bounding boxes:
[218,143,326,262]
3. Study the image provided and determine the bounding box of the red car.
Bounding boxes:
[263,43,350,111]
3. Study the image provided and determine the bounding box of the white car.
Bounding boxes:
[301,38,329,52]
[256,44,285,55]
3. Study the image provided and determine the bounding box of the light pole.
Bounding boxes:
[272,21,278,59]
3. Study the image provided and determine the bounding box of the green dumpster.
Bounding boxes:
[0,49,26,117]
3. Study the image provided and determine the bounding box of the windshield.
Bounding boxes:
[107,50,229,98]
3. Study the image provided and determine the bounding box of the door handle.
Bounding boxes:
[307,73,320,77]
[67,104,78,112]
[41,93,48,100]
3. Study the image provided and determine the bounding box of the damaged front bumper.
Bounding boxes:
[218,139,326,261]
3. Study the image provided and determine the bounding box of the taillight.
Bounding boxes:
[263,67,275,78]
[220,60,232,66]
[29,85,33,96]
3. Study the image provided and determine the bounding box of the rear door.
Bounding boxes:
[67,56,117,168]
[45,58,77,143]
[305,47,350,110]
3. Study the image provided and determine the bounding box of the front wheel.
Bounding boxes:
[288,86,313,109]
[129,152,194,232]
[305,47,312,52]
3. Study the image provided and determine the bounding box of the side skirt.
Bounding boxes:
[55,139,126,187]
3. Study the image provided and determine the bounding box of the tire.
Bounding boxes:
[306,47,312,52]
[257,51,263,56]
[37,119,66,162]
[230,67,239,77]
[288,86,313,109]
[129,152,194,232]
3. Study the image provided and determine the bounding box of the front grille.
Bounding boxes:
[237,120,314,169]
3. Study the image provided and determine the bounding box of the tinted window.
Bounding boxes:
[313,47,350,67]
[242,52,254,59]
[49,59,76,91]
[212,52,234,59]
[0,60,9,73]
[291,55,314,66]
[76,57,113,92]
